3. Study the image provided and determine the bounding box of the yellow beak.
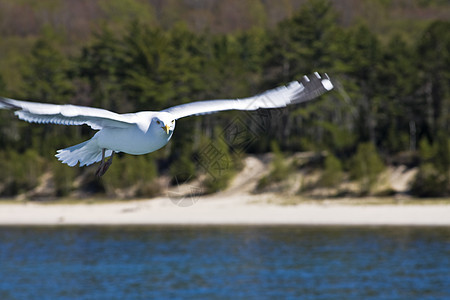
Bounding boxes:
[164,124,170,134]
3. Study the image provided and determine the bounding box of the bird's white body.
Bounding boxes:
[0,72,333,174]
[54,111,175,167]
[96,112,174,155]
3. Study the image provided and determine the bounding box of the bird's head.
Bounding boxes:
[152,113,175,136]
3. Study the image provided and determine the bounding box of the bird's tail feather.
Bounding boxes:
[56,139,111,167]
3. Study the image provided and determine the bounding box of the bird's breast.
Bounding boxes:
[97,126,171,155]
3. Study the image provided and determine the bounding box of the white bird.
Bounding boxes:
[0,72,333,176]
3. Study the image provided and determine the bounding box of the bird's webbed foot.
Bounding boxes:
[95,150,115,177]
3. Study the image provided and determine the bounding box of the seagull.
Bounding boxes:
[0,72,333,176]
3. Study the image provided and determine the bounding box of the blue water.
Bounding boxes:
[0,226,449,299]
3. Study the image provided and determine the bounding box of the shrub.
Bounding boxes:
[200,128,236,194]
[319,153,344,187]
[349,142,385,194]
[410,163,449,197]
[269,141,291,182]
[102,154,158,197]
[0,149,46,196]
[256,141,292,190]
[411,134,450,197]
[52,160,76,197]
[169,148,196,184]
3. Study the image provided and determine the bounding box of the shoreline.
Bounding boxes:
[1,194,449,226]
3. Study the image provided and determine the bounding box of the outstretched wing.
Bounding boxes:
[0,98,136,130]
[163,72,333,120]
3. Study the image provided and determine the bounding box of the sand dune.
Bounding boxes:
[1,155,448,226]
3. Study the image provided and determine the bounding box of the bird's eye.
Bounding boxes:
[156,120,161,125]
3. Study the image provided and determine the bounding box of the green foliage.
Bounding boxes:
[411,134,450,197]
[101,155,158,198]
[419,137,436,162]
[420,133,450,173]
[51,161,77,197]
[169,147,196,184]
[121,25,176,109]
[411,163,449,197]
[268,141,292,182]
[416,21,450,144]
[21,33,74,102]
[319,154,344,187]
[316,120,357,154]
[349,143,385,195]
[78,26,127,110]
[0,149,46,196]
[433,133,450,176]
[257,141,292,190]
[202,128,236,194]
[269,0,338,82]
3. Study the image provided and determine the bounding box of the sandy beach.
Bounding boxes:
[1,194,449,226]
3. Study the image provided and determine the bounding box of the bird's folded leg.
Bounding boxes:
[95,149,115,177]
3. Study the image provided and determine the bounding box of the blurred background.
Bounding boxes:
[0,0,448,199]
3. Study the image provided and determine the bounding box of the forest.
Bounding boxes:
[0,0,448,198]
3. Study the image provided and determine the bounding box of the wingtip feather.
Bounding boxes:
[0,97,16,109]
